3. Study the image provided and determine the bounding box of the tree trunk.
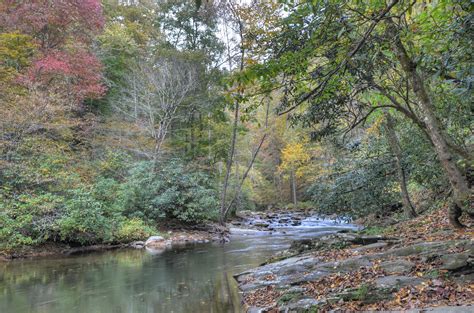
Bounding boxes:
[383,112,417,218]
[219,8,245,224]
[190,112,195,159]
[390,23,471,227]
[291,171,297,206]
[234,152,241,217]
[222,99,271,218]
[219,100,239,225]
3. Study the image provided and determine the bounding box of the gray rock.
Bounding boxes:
[403,306,474,313]
[334,256,372,272]
[333,286,393,304]
[240,280,278,292]
[375,275,424,289]
[129,241,145,249]
[285,286,306,294]
[379,259,415,274]
[453,273,474,285]
[440,252,470,270]
[382,240,473,258]
[145,235,165,247]
[275,264,307,276]
[384,241,448,257]
[280,298,320,312]
[285,270,331,285]
[353,242,388,252]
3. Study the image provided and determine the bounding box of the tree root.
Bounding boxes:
[448,203,465,229]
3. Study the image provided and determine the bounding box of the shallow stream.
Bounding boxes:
[0,216,356,313]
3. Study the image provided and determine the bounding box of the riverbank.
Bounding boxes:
[0,209,328,261]
[0,222,228,261]
[236,208,474,312]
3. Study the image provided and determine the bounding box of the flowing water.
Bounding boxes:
[0,216,356,313]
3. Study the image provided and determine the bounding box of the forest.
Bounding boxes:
[0,0,473,312]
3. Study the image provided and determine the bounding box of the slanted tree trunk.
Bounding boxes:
[222,100,271,219]
[219,99,240,225]
[383,112,417,218]
[219,5,245,225]
[390,22,471,228]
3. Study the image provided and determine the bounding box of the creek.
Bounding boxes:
[0,215,356,313]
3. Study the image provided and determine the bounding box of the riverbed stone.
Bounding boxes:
[254,221,270,227]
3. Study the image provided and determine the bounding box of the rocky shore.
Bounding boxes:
[0,223,228,261]
[235,209,474,312]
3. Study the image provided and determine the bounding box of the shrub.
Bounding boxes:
[0,192,65,249]
[120,160,219,223]
[0,158,219,250]
[58,188,115,245]
[114,218,156,243]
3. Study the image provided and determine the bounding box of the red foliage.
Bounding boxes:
[28,49,106,101]
[1,0,104,47]
[0,0,106,103]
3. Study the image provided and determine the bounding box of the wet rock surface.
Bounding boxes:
[229,210,346,232]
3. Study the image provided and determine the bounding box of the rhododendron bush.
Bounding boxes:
[0,0,106,103]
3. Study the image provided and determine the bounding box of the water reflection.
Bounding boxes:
[1,246,244,313]
[0,218,356,313]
